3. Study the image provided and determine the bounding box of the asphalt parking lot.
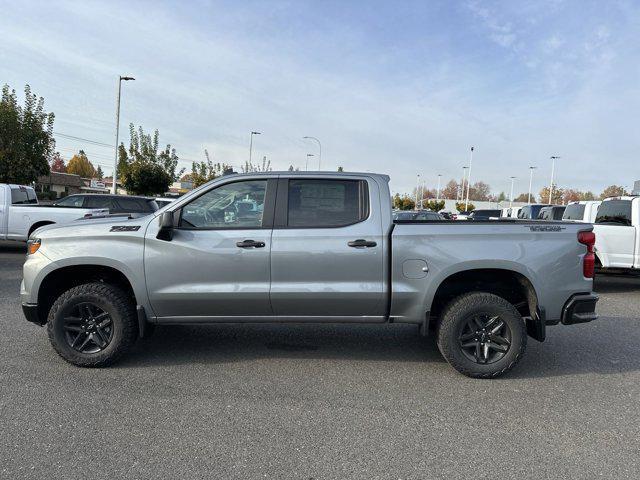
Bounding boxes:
[2,241,640,479]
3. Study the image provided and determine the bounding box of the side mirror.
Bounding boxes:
[157,211,174,241]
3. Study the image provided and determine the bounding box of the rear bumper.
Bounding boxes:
[22,303,44,326]
[561,293,599,325]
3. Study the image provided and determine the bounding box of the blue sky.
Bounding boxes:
[2,0,639,195]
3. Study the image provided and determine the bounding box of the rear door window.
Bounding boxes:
[563,204,585,220]
[84,196,113,210]
[55,195,85,207]
[286,179,368,227]
[595,200,632,226]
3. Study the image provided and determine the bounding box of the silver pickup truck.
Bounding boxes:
[21,172,598,377]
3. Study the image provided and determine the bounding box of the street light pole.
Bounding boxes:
[305,154,314,171]
[527,166,537,204]
[460,166,468,201]
[112,75,135,194]
[249,131,261,164]
[509,176,516,208]
[465,146,474,210]
[436,174,442,202]
[303,136,321,170]
[415,174,421,210]
[549,156,560,204]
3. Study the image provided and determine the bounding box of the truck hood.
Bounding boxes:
[33,213,154,238]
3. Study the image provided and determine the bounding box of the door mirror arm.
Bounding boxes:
[157,211,175,241]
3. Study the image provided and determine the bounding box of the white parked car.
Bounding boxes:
[592,196,639,271]
[0,184,108,242]
[562,201,602,223]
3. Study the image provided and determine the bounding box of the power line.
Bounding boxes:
[53,132,113,148]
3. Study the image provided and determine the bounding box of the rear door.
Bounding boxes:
[269,176,386,319]
[594,200,635,268]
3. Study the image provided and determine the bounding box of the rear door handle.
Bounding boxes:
[236,239,266,248]
[348,239,377,248]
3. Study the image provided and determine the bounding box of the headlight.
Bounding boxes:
[27,238,41,255]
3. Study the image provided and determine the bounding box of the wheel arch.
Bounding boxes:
[36,264,137,325]
[426,267,543,341]
[28,221,55,238]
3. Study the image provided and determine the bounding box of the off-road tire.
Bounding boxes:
[47,282,137,367]
[437,292,527,378]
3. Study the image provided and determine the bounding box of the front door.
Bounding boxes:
[269,177,386,320]
[145,178,276,320]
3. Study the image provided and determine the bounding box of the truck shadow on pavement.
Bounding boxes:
[118,319,640,380]
[594,274,640,294]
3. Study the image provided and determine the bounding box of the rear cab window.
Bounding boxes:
[595,200,633,226]
[563,204,585,220]
[285,179,369,227]
[11,187,38,205]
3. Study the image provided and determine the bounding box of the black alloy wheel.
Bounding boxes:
[458,314,512,364]
[63,302,114,354]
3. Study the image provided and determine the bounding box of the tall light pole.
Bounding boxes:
[303,136,321,170]
[305,154,314,171]
[549,156,560,204]
[415,174,421,210]
[527,166,537,204]
[509,176,516,207]
[465,146,474,211]
[436,174,442,202]
[112,75,135,194]
[249,131,261,164]
[460,166,468,201]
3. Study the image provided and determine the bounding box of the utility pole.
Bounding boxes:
[549,156,560,204]
[509,176,516,207]
[465,146,474,210]
[249,131,261,164]
[112,75,135,194]
[527,166,537,204]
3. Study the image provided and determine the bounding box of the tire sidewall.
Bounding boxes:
[47,285,131,366]
[438,293,526,377]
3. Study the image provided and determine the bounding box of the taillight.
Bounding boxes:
[578,230,596,278]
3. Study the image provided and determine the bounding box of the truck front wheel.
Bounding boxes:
[437,292,527,378]
[46,282,137,367]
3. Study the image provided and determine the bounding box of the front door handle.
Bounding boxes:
[348,239,377,248]
[236,239,266,248]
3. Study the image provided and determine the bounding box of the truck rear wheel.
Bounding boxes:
[46,282,137,367]
[437,292,527,378]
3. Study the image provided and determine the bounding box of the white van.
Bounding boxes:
[592,197,639,271]
[562,201,602,223]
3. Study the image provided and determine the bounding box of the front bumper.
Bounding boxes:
[561,293,599,325]
[22,303,44,326]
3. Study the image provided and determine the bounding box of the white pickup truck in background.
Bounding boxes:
[0,184,108,242]
[592,196,640,272]
[562,201,602,223]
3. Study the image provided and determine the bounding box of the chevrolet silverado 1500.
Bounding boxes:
[21,172,598,377]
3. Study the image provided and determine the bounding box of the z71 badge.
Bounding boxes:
[529,225,565,232]
[110,226,141,232]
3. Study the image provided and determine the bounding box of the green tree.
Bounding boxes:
[337,166,344,172]
[600,185,626,199]
[456,202,475,212]
[95,165,104,180]
[0,84,54,184]
[426,200,445,211]
[67,150,96,178]
[241,156,271,173]
[191,150,231,188]
[513,193,530,202]
[118,124,185,196]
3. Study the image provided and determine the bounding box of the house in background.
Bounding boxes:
[35,172,84,199]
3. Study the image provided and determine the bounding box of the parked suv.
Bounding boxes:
[54,194,159,215]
